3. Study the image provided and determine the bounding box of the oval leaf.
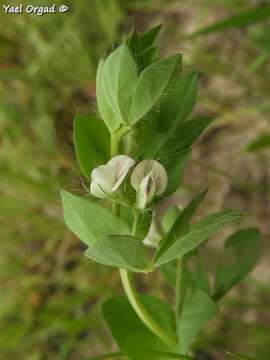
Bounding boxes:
[73,114,110,178]
[213,228,261,301]
[102,43,138,122]
[85,235,149,272]
[96,60,122,132]
[178,288,218,354]
[61,191,130,246]
[128,54,181,124]
[102,295,175,359]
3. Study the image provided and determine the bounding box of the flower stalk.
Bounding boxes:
[119,269,177,350]
[110,127,177,350]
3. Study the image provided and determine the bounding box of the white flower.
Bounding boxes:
[143,218,162,248]
[90,155,135,198]
[130,159,168,209]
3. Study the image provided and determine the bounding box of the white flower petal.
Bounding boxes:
[131,159,168,195]
[109,155,135,191]
[137,172,156,209]
[90,180,109,198]
[90,165,115,198]
[131,159,152,190]
[143,215,162,248]
[90,155,135,199]
[152,164,168,195]
[108,155,135,169]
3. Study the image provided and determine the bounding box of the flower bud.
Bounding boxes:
[90,155,135,198]
[143,218,162,248]
[130,159,168,209]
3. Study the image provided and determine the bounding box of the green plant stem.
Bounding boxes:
[110,127,176,350]
[110,125,131,156]
[120,210,177,348]
[112,201,120,216]
[132,210,140,236]
[110,133,119,157]
[119,268,177,350]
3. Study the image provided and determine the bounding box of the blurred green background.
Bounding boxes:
[1,0,270,359]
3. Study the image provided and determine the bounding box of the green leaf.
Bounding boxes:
[161,259,192,294]
[138,46,160,70]
[102,295,175,360]
[102,43,138,122]
[85,235,149,272]
[188,6,270,37]
[135,68,198,161]
[226,351,258,360]
[96,60,122,132]
[170,116,214,152]
[73,114,110,178]
[213,228,261,301]
[156,188,208,260]
[120,208,152,240]
[161,206,182,234]
[160,258,213,351]
[145,115,212,162]
[138,25,162,51]
[128,54,181,124]
[192,257,210,295]
[167,188,208,241]
[127,30,160,72]
[160,261,178,288]
[163,149,191,197]
[127,25,161,56]
[158,71,198,131]
[178,288,218,354]
[154,211,243,267]
[156,117,212,195]
[136,210,153,239]
[247,134,270,152]
[61,191,130,246]
[161,256,210,295]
